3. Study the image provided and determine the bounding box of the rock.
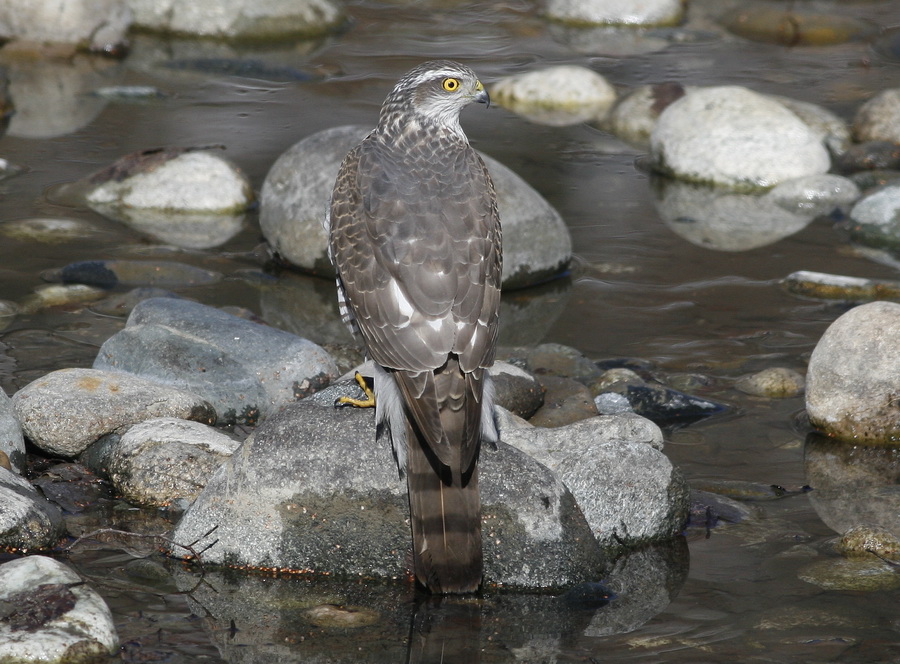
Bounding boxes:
[0,388,25,473]
[506,342,604,385]
[799,557,900,591]
[0,556,118,661]
[126,0,344,39]
[488,361,545,420]
[734,367,805,398]
[544,0,685,27]
[806,301,900,443]
[19,283,108,314]
[0,468,65,551]
[782,270,900,301]
[847,183,900,251]
[0,217,97,244]
[602,82,690,146]
[47,259,222,289]
[834,141,900,173]
[499,411,688,550]
[105,418,240,507]
[852,88,900,143]
[594,392,633,415]
[650,86,831,190]
[259,125,572,289]
[171,401,607,590]
[94,297,339,425]
[528,375,598,427]
[773,97,852,157]
[12,368,216,457]
[837,524,900,559]
[0,0,131,52]
[766,174,860,216]
[86,148,253,214]
[491,65,617,125]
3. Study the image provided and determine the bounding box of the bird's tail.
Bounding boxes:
[406,422,483,593]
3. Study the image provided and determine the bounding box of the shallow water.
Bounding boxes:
[1,0,900,661]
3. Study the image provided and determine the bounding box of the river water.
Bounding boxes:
[1,0,899,661]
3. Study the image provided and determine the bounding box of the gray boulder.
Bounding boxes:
[806,301,900,443]
[499,411,689,550]
[94,297,340,425]
[0,0,131,52]
[259,124,572,289]
[171,400,607,590]
[0,468,65,550]
[12,367,216,456]
[0,555,118,662]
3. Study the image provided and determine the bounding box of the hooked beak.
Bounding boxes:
[474,81,490,108]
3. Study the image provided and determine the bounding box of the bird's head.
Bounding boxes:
[379,60,489,137]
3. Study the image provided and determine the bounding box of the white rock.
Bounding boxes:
[545,0,684,26]
[87,151,252,213]
[126,0,343,38]
[650,86,832,190]
[849,183,900,226]
[0,556,118,662]
[852,88,900,143]
[0,0,131,50]
[806,301,900,443]
[491,65,617,125]
[766,174,860,217]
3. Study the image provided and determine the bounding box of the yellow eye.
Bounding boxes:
[442,77,460,92]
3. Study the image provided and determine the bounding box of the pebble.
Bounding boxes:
[12,368,216,457]
[47,259,223,289]
[602,82,690,146]
[834,141,900,173]
[128,0,344,39]
[852,88,900,143]
[0,556,119,661]
[94,297,339,425]
[806,301,900,443]
[734,367,805,398]
[721,7,876,46]
[529,375,599,427]
[799,558,900,591]
[544,0,685,27]
[104,418,240,507]
[0,217,96,244]
[0,468,65,551]
[0,0,131,52]
[490,65,617,126]
[259,124,572,290]
[650,86,832,190]
[18,283,107,314]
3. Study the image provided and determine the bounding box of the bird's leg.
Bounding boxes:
[334,371,376,408]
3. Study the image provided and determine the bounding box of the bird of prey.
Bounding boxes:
[327,60,502,594]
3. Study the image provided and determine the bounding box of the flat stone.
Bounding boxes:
[12,367,215,457]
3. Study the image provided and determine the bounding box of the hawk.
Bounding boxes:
[327,61,502,594]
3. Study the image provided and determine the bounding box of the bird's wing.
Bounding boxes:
[329,136,500,466]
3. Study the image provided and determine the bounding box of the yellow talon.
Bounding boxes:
[334,371,376,408]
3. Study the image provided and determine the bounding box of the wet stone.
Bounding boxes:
[0,555,118,661]
[0,467,65,551]
[837,525,900,559]
[852,88,900,144]
[11,367,216,457]
[487,361,545,420]
[799,557,900,592]
[0,388,25,473]
[834,141,900,174]
[0,217,96,244]
[48,259,223,289]
[0,0,131,51]
[721,7,876,46]
[528,375,599,428]
[846,183,900,251]
[782,270,900,301]
[544,0,685,27]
